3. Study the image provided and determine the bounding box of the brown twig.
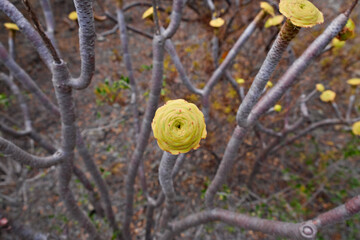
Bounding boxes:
[22,0,60,63]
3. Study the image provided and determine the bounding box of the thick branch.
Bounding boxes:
[158,152,177,229]
[236,20,300,127]
[162,0,185,39]
[52,60,100,239]
[161,208,308,240]
[0,137,63,168]
[68,0,96,90]
[205,9,354,208]
[123,34,165,240]
[248,14,349,123]
[123,1,184,236]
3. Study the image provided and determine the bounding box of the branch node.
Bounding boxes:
[299,221,317,239]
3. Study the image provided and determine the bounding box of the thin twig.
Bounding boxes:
[152,0,161,35]
[22,0,60,63]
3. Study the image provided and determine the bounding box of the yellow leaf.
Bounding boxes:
[4,23,19,31]
[260,2,275,16]
[209,18,225,28]
[142,7,154,19]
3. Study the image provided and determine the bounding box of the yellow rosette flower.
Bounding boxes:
[152,99,207,155]
[316,83,325,92]
[347,78,360,86]
[320,90,336,102]
[279,0,324,28]
[274,104,282,112]
[4,23,19,31]
[209,18,225,28]
[4,23,19,39]
[236,78,245,85]
[352,121,360,136]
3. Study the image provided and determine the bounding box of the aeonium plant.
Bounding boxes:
[151,99,207,227]
[152,99,207,155]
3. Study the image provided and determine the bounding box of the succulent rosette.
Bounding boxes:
[152,99,207,155]
[320,90,336,102]
[279,0,324,28]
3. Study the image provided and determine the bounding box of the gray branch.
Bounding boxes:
[205,10,352,208]
[123,33,166,240]
[0,137,63,168]
[164,39,203,95]
[236,20,300,127]
[161,208,310,240]
[203,10,266,95]
[158,152,178,229]
[68,0,96,90]
[52,61,101,239]
[123,1,184,238]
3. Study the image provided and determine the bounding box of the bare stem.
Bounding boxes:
[68,0,96,90]
[158,152,177,229]
[152,0,161,35]
[22,0,60,63]
[236,20,300,127]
